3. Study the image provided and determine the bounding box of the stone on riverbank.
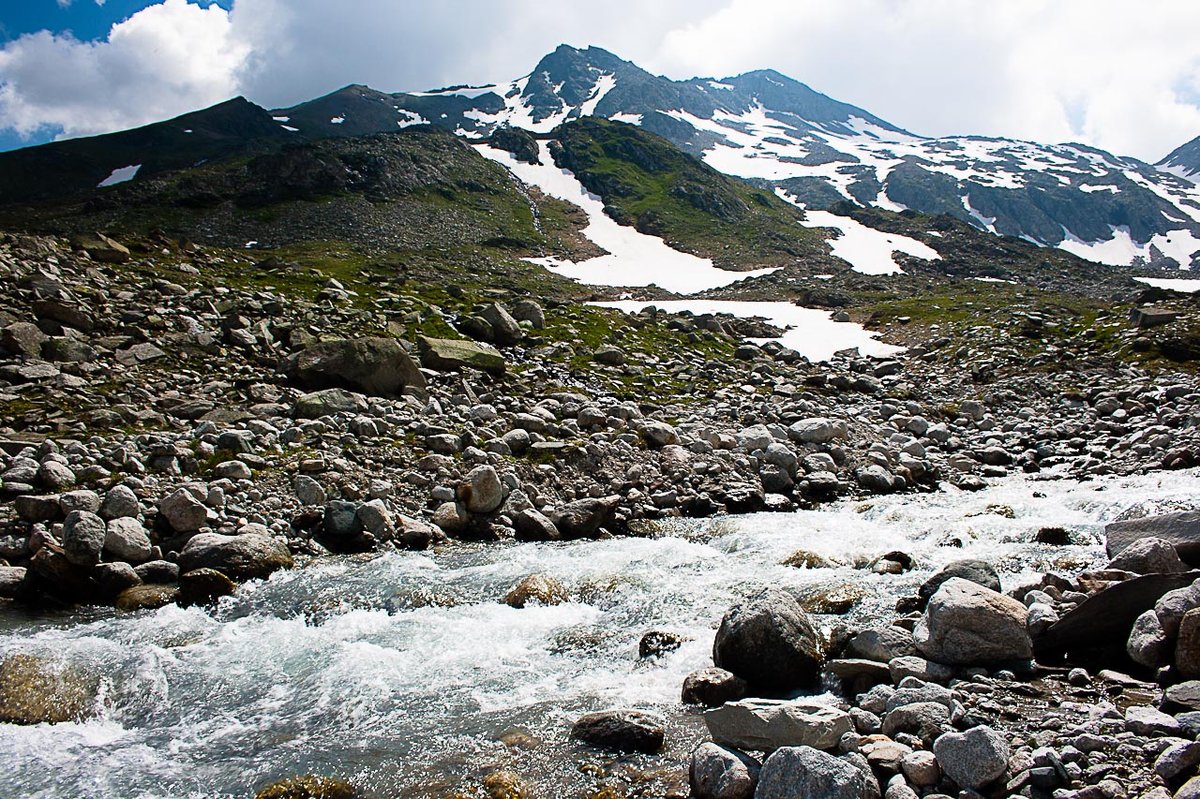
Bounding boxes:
[914,578,1031,665]
[176,533,293,581]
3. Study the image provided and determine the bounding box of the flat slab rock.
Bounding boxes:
[1107,512,1200,564]
[704,698,852,752]
[1036,571,1200,659]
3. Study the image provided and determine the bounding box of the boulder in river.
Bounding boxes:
[176,533,293,581]
[571,709,665,753]
[0,653,99,724]
[115,583,179,612]
[712,589,824,693]
[1107,536,1188,574]
[254,775,363,799]
[917,559,1000,607]
[682,667,749,707]
[914,578,1031,665]
[503,574,568,608]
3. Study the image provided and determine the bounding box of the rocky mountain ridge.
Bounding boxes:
[269,44,1200,272]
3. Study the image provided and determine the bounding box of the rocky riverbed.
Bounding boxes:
[2,231,1200,798]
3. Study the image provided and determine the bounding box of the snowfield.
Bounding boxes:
[475,142,778,293]
[97,165,141,188]
[592,300,903,362]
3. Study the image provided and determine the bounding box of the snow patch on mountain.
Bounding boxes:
[1058,226,1200,269]
[476,142,778,293]
[97,164,140,188]
[797,209,940,276]
[578,73,616,117]
[593,300,903,361]
[396,109,427,128]
[1134,277,1200,292]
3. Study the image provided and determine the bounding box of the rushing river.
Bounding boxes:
[2,469,1199,798]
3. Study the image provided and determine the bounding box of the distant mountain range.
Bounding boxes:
[2,44,1200,270]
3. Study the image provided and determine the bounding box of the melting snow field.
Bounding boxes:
[1134,276,1200,293]
[1,468,1197,798]
[1059,226,1200,270]
[785,202,941,276]
[97,165,141,188]
[476,143,778,293]
[592,299,903,361]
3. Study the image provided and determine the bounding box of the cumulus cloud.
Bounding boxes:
[226,0,724,108]
[0,0,246,141]
[3,0,1200,161]
[655,0,1200,160]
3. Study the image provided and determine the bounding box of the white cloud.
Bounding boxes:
[0,0,247,140]
[2,0,1200,161]
[653,0,1200,161]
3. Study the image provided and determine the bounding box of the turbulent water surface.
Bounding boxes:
[2,469,1198,798]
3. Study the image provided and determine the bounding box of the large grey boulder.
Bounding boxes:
[100,484,140,520]
[549,496,619,539]
[788,418,846,445]
[417,335,506,376]
[1107,536,1188,574]
[1127,609,1171,669]
[713,589,824,693]
[284,336,425,397]
[294,388,368,419]
[158,488,208,533]
[914,578,1031,665]
[704,699,852,751]
[690,742,759,799]
[932,726,1009,790]
[176,533,293,581]
[459,465,504,514]
[479,302,523,346]
[846,627,916,662]
[755,746,875,799]
[103,517,153,563]
[61,510,106,567]
[1106,511,1200,564]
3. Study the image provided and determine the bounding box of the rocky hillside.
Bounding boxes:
[0,98,290,205]
[1160,134,1200,183]
[0,127,594,259]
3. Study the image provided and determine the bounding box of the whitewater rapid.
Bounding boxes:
[1,469,1198,797]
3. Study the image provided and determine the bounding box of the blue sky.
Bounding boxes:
[1,0,1199,161]
[1,0,230,43]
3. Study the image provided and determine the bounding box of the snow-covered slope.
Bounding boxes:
[275,45,1200,271]
[475,141,778,293]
